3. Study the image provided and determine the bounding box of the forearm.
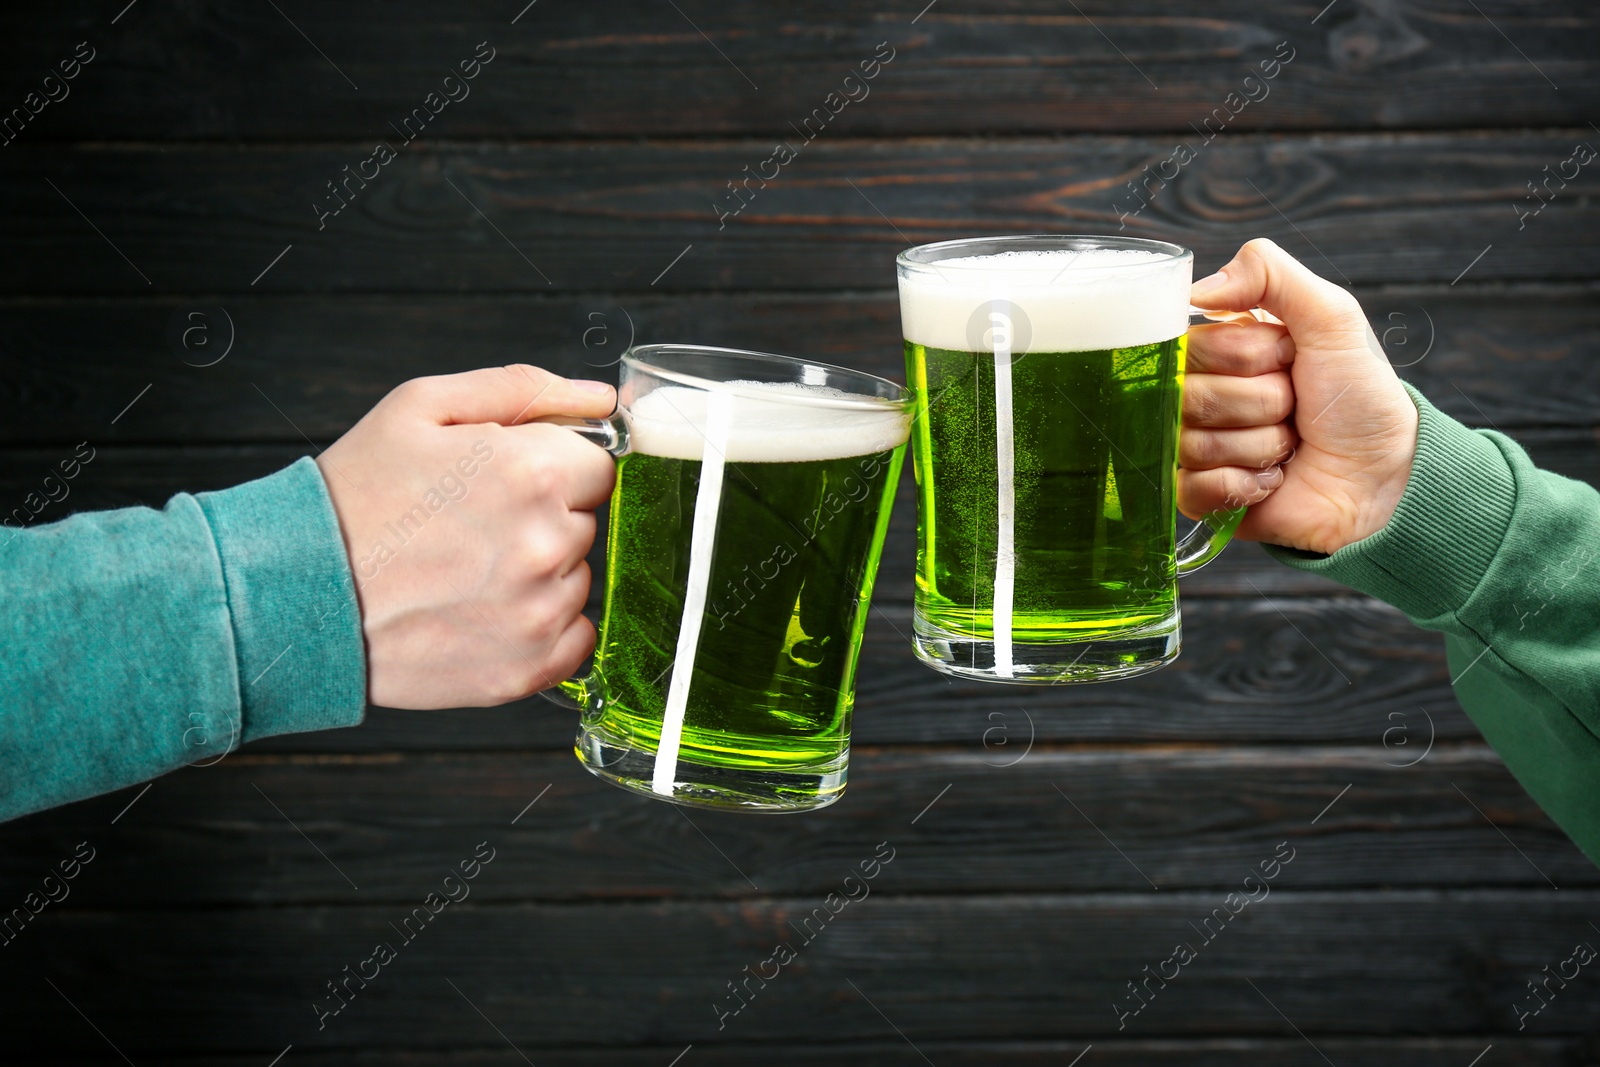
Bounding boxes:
[0,458,367,821]
[1444,632,1600,868]
[1267,386,1600,861]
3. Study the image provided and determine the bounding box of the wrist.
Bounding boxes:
[196,457,368,739]
[1340,402,1420,550]
[1262,387,1517,623]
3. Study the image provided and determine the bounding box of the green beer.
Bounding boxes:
[897,237,1236,683]
[906,335,1184,642]
[565,361,909,811]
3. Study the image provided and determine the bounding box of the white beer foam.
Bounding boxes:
[626,382,910,462]
[899,247,1192,353]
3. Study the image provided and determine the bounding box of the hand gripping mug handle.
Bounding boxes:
[531,412,630,711]
[1175,306,1248,576]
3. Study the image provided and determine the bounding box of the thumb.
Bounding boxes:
[1190,238,1371,352]
[398,364,616,426]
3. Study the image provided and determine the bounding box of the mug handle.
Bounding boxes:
[1175,506,1246,575]
[530,412,630,711]
[533,413,630,458]
[1175,306,1249,576]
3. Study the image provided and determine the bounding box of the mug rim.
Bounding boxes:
[621,343,910,411]
[897,233,1192,273]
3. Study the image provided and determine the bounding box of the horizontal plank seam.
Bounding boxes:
[20,1034,1584,1060]
[10,274,1600,298]
[123,1035,1569,1053]
[0,279,1598,305]
[14,127,1600,150]
[30,886,1600,917]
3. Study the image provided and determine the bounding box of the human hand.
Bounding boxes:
[316,365,617,709]
[1177,238,1419,556]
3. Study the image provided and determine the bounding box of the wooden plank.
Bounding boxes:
[851,596,1460,735]
[6,444,1360,597]
[4,891,1598,1050]
[22,1038,1587,1067]
[14,431,1593,602]
[2,285,1597,443]
[11,427,1595,576]
[0,437,1564,748]
[2,745,1590,906]
[3,2,1594,139]
[0,438,1349,598]
[3,134,1596,295]
[272,575,1477,749]
[4,438,1591,752]
[264,569,1475,746]
[0,467,1481,743]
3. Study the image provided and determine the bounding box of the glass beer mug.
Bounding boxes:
[896,235,1245,684]
[542,344,910,811]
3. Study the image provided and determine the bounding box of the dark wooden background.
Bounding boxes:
[2,2,1599,1064]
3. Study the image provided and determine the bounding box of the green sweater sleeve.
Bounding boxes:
[0,457,367,821]
[1266,386,1600,864]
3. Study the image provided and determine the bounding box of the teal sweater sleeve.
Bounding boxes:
[1266,386,1600,864]
[0,457,367,821]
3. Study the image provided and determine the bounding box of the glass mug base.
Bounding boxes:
[574,721,849,814]
[911,610,1181,685]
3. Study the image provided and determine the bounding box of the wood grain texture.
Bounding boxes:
[10,429,1595,548]
[2,6,1596,1062]
[0,458,1484,745]
[1,439,1580,752]
[29,1038,1593,1067]
[15,430,1598,601]
[2,134,1596,295]
[853,598,1456,735]
[5,891,1598,1052]
[265,576,1474,745]
[0,745,1589,906]
[0,434,1590,755]
[2,285,1597,443]
[0,437,1346,597]
[1,2,1593,139]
